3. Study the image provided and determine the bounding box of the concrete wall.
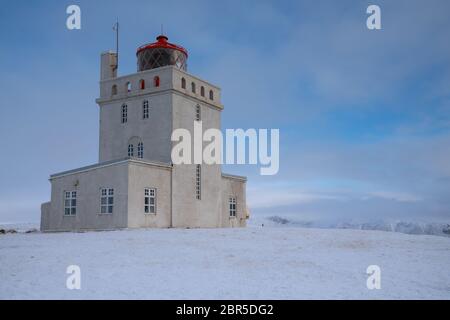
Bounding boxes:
[127,161,172,228]
[171,67,222,108]
[42,161,129,232]
[98,67,174,164]
[220,175,247,228]
[40,202,51,231]
[96,66,223,165]
[98,92,173,163]
[170,92,224,228]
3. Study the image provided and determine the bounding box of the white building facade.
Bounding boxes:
[41,35,248,231]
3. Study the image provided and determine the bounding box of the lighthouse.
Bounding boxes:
[40,34,247,231]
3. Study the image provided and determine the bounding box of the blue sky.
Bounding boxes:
[0,0,449,223]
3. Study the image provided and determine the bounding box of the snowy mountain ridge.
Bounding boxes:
[250,216,450,238]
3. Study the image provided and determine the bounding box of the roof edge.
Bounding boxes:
[50,158,172,180]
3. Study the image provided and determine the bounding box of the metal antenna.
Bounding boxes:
[113,19,119,72]
[161,23,164,35]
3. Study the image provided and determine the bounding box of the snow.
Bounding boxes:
[249,215,450,238]
[1,225,449,299]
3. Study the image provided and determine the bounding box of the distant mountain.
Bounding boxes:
[251,216,450,238]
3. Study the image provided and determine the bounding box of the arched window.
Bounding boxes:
[200,86,205,97]
[111,84,117,95]
[137,142,144,158]
[191,82,196,94]
[128,136,142,158]
[181,77,186,89]
[154,76,160,87]
[121,104,127,123]
[195,104,201,121]
[128,144,134,157]
[209,90,214,100]
[126,81,131,92]
[139,79,145,90]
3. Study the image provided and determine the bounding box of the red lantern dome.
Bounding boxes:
[136,35,188,72]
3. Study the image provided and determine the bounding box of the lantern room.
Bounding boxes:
[136,35,188,72]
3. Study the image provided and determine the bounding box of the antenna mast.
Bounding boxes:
[113,19,119,72]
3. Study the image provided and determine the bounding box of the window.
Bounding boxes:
[100,188,114,214]
[209,90,214,100]
[195,105,201,121]
[229,197,236,217]
[143,100,149,119]
[121,104,127,123]
[200,86,205,97]
[196,164,201,200]
[191,82,196,94]
[64,191,77,216]
[126,81,131,92]
[112,84,117,95]
[138,142,143,158]
[181,77,186,89]
[144,188,156,214]
[154,76,160,87]
[139,79,145,90]
[128,144,134,157]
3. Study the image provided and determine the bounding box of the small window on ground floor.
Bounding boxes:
[101,188,114,214]
[64,191,77,216]
[144,188,156,214]
[229,197,236,217]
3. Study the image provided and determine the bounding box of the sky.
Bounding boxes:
[0,0,449,224]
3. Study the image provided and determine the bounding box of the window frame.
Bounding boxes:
[229,197,237,217]
[100,188,114,214]
[143,100,149,119]
[196,164,201,200]
[144,188,157,214]
[195,104,201,121]
[137,142,143,158]
[64,191,77,216]
[154,76,160,87]
[128,144,134,157]
[121,104,128,123]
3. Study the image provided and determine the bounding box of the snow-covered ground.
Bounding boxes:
[1,225,449,300]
